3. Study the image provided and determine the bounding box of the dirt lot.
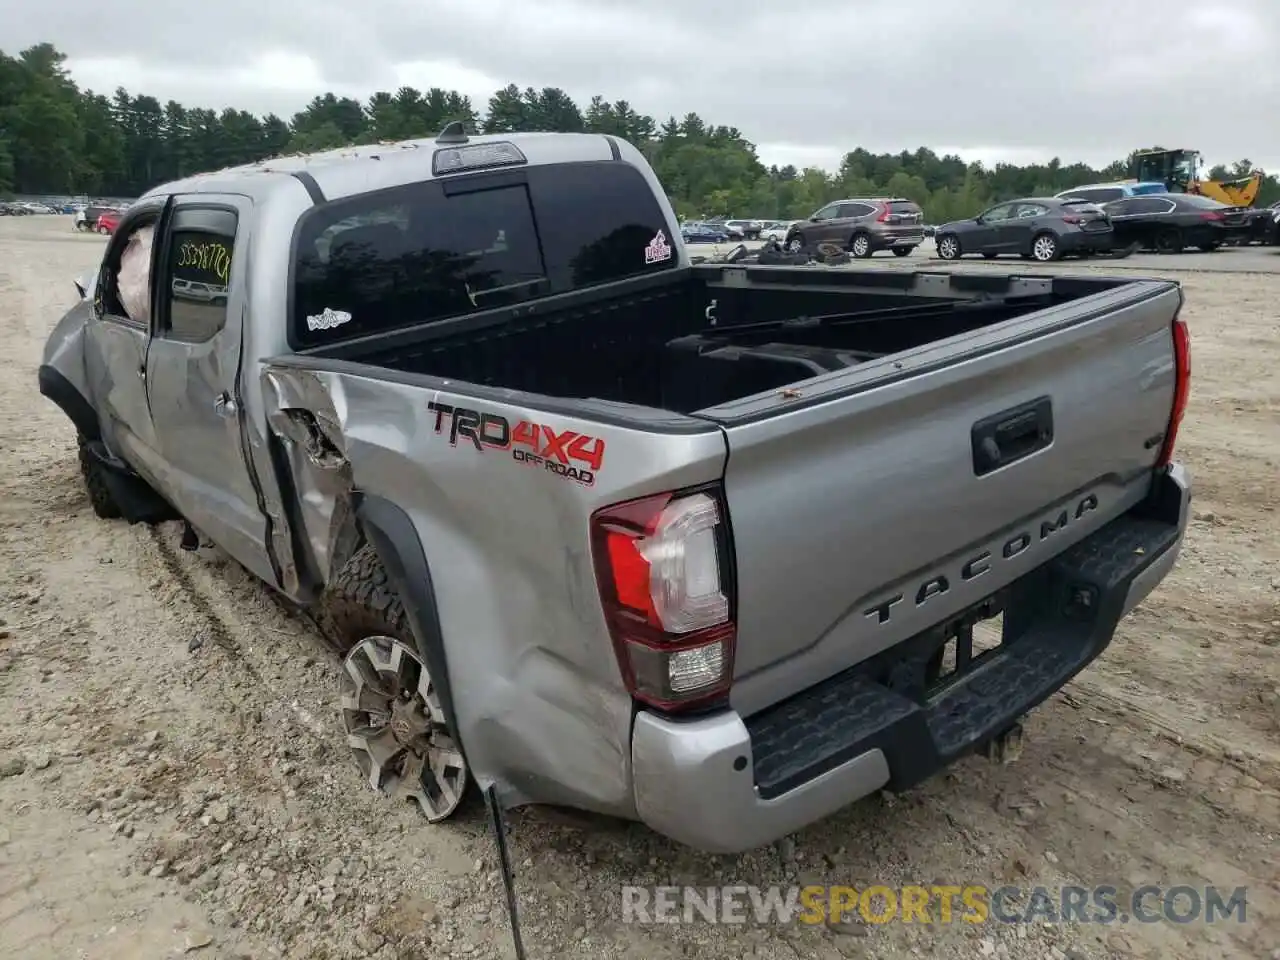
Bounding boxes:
[1,215,1277,960]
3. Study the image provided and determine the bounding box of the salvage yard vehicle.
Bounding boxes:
[38,125,1191,855]
[1103,193,1242,253]
[786,197,925,258]
[935,197,1114,262]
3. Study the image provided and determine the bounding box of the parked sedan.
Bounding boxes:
[934,197,1113,262]
[723,219,762,240]
[1102,194,1240,253]
[681,222,731,243]
[95,210,123,235]
[759,220,796,242]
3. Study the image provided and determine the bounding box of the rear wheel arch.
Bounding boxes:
[333,494,462,746]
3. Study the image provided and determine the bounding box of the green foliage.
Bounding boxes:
[2,42,1278,214]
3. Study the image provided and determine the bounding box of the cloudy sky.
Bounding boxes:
[5,0,1278,173]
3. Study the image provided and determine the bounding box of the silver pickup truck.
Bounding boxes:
[38,126,1191,854]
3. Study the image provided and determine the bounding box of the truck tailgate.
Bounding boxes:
[710,279,1182,716]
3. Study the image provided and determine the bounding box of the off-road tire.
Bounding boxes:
[78,437,122,519]
[318,544,412,656]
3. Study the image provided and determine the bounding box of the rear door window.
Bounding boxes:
[837,202,874,218]
[291,161,677,347]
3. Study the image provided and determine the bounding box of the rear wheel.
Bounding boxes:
[787,233,806,253]
[323,545,470,823]
[96,225,109,235]
[849,233,873,258]
[1155,228,1184,254]
[892,247,912,257]
[936,234,961,260]
[1030,232,1061,262]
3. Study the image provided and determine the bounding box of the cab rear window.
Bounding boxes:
[291,161,677,347]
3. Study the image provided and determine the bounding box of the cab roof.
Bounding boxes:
[140,130,632,205]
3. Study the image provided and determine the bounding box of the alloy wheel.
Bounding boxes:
[340,636,467,821]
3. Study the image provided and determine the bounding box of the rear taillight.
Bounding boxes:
[1060,214,1083,224]
[590,486,735,712]
[1200,211,1224,221]
[1156,313,1190,468]
[877,205,891,223]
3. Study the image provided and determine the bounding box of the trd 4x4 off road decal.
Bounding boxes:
[426,402,604,486]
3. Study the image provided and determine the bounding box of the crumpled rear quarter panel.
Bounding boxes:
[262,363,727,815]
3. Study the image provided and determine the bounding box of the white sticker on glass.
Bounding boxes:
[644,229,673,264]
[306,307,352,332]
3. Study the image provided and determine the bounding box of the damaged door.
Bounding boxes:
[144,195,277,586]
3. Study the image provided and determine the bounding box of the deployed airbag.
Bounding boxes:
[118,224,154,324]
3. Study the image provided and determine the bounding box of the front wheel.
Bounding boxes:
[850,233,873,258]
[936,234,961,260]
[78,437,122,519]
[1030,232,1061,262]
[892,247,913,257]
[786,233,805,253]
[323,545,470,823]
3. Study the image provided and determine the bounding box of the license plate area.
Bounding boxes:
[876,591,1008,703]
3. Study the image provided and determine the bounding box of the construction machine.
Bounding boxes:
[1131,148,1264,207]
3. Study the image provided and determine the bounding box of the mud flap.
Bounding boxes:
[85,440,181,525]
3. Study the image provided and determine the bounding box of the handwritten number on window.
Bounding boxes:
[176,241,232,284]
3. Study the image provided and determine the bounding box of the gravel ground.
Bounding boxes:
[1,215,1278,960]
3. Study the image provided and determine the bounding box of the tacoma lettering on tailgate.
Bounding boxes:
[426,401,604,487]
[863,492,1099,625]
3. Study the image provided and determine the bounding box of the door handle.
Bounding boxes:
[138,365,146,380]
[213,392,237,418]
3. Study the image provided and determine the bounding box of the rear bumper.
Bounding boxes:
[872,233,924,250]
[1058,229,1114,253]
[631,464,1189,853]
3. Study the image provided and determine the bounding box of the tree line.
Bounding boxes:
[3,43,1277,220]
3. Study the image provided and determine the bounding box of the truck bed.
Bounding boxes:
[285,263,1183,717]
[299,265,1134,416]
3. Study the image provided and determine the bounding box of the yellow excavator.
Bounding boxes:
[1131,148,1264,207]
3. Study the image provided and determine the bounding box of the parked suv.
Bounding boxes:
[785,198,924,257]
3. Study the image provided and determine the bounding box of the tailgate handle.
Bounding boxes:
[971,396,1054,476]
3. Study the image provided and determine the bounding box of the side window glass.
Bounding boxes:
[839,203,872,218]
[983,204,1013,221]
[99,219,158,324]
[161,208,238,343]
[812,204,839,221]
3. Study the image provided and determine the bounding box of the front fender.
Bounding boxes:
[38,298,98,440]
